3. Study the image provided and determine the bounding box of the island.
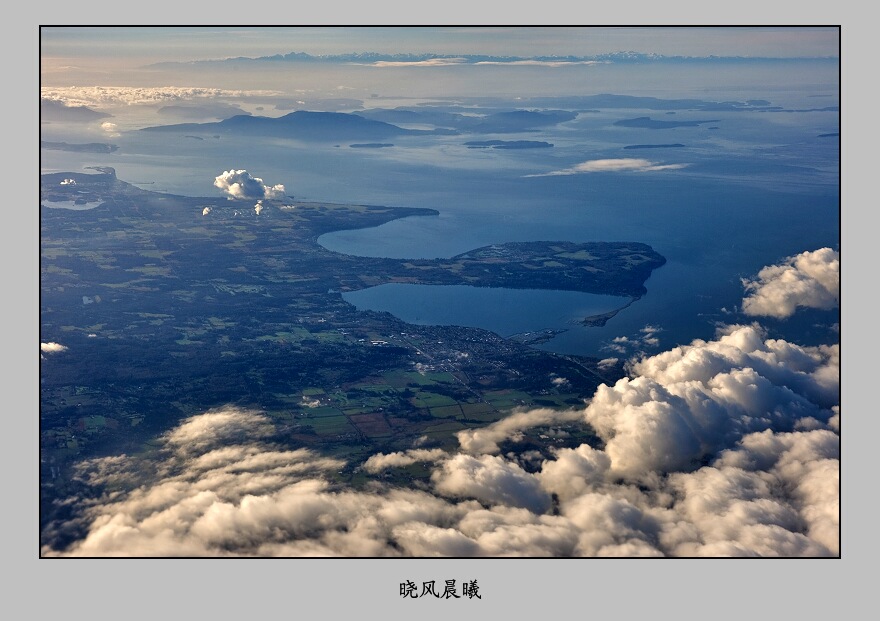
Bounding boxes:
[623,143,685,150]
[614,116,719,129]
[464,140,553,149]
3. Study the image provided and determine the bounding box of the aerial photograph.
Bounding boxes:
[39,26,840,559]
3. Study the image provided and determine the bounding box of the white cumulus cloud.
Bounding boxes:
[455,407,583,455]
[741,248,840,318]
[213,170,286,200]
[41,342,68,353]
[587,323,838,479]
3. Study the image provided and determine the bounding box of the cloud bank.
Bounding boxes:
[40,86,280,108]
[370,58,469,67]
[214,170,286,200]
[741,248,840,318]
[526,158,687,177]
[475,60,605,67]
[366,58,605,68]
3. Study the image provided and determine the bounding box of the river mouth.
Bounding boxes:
[342,283,632,340]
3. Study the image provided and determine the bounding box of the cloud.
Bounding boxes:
[455,407,583,455]
[40,342,68,353]
[741,248,840,318]
[101,122,120,137]
[363,449,449,473]
[587,323,838,479]
[597,358,619,369]
[42,408,483,557]
[163,408,276,458]
[538,444,611,501]
[475,60,605,67]
[526,158,687,177]
[365,58,605,69]
[369,58,469,67]
[43,356,838,558]
[603,324,664,356]
[213,170,286,200]
[431,454,552,514]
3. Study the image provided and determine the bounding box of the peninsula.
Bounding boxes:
[40,169,665,512]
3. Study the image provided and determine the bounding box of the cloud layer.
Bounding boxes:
[44,322,838,557]
[741,248,840,318]
[40,86,280,108]
[526,158,687,177]
[213,170,286,200]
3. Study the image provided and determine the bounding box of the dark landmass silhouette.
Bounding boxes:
[41,98,111,122]
[622,143,686,150]
[142,111,459,141]
[465,140,553,149]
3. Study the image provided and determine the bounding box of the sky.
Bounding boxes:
[21,11,877,621]
[40,26,839,76]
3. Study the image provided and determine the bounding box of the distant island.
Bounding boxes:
[40,98,111,122]
[350,143,394,148]
[614,116,719,129]
[622,143,685,150]
[354,108,577,134]
[465,140,553,149]
[142,110,458,142]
